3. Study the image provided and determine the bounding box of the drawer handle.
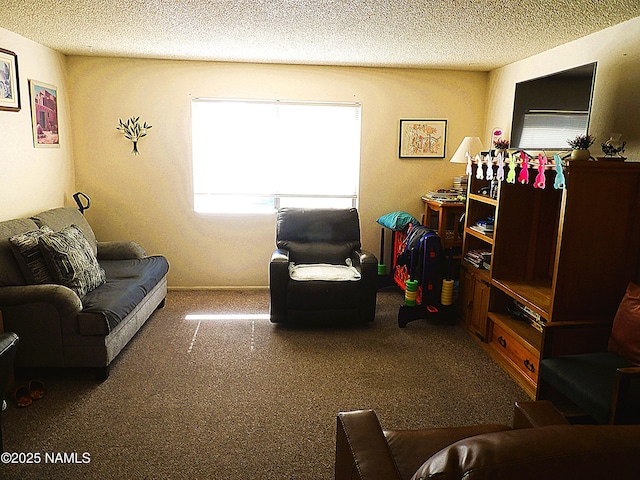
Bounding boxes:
[524,360,535,373]
[497,336,507,348]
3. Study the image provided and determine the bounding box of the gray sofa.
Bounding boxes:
[0,207,169,379]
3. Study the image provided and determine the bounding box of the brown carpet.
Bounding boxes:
[2,289,527,479]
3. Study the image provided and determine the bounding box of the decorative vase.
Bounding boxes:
[570,149,590,161]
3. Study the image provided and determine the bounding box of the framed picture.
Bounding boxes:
[0,48,20,112]
[29,79,59,147]
[399,119,447,158]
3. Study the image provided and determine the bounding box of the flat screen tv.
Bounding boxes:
[510,62,597,151]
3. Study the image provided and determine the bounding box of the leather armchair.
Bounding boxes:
[0,332,19,452]
[270,208,378,324]
[335,401,640,480]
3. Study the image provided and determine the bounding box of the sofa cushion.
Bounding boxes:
[608,282,640,365]
[9,225,56,284]
[0,217,40,286]
[80,255,169,333]
[38,224,106,298]
[31,207,98,256]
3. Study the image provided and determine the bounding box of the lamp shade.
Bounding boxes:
[450,137,484,163]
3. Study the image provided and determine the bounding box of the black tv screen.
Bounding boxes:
[510,62,597,151]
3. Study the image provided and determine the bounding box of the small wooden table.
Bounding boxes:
[422,199,465,250]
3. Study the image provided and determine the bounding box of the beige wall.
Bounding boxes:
[485,16,640,161]
[7,16,638,288]
[67,58,486,287]
[0,27,75,221]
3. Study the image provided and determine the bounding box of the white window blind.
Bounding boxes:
[519,111,589,150]
[191,98,362,213]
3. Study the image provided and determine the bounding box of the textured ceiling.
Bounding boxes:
[1,0,639,70]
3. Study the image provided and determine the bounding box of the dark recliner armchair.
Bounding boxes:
[269,208,378,324]
[0,332,19,452]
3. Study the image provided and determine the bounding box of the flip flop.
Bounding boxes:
[29,379,46,400]
[14,385,33,408]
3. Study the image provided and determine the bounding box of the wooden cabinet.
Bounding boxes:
[461,160,640,398]
[488,315,541,385]
[459,163,497,340]
[462,269,491,339]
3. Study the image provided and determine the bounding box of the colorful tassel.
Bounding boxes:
[533,154,547,189]
[496,151,505,181]
[553,154,566,189]
[506,152,517,184]
[518,151,529,184]
[475,154,484,180]
[485,154,494,180]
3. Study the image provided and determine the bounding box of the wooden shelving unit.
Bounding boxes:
[459,164,498,340]
[460,159,640,398]
[468,193,497,206]
[492,278,552,317]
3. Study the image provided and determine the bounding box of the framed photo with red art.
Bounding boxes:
[29,79,60,147]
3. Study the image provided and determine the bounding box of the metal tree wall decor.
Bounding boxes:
[117,116,152,155]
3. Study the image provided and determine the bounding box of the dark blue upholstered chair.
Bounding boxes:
[537,322,640,425]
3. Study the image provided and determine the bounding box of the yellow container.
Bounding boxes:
[441,279,454,306]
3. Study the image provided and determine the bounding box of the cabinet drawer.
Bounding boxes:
[490,323,539,382]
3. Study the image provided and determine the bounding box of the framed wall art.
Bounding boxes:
[0,48,20,112]
[399,119,447,158]
[29,79,59,147]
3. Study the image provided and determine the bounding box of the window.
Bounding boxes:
[519,111,589,150]
[191,98,362,214]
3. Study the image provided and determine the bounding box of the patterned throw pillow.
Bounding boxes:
[9,225,56,284]
[38,224,106,298]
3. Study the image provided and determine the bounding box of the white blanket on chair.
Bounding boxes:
[289,260,361,281]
